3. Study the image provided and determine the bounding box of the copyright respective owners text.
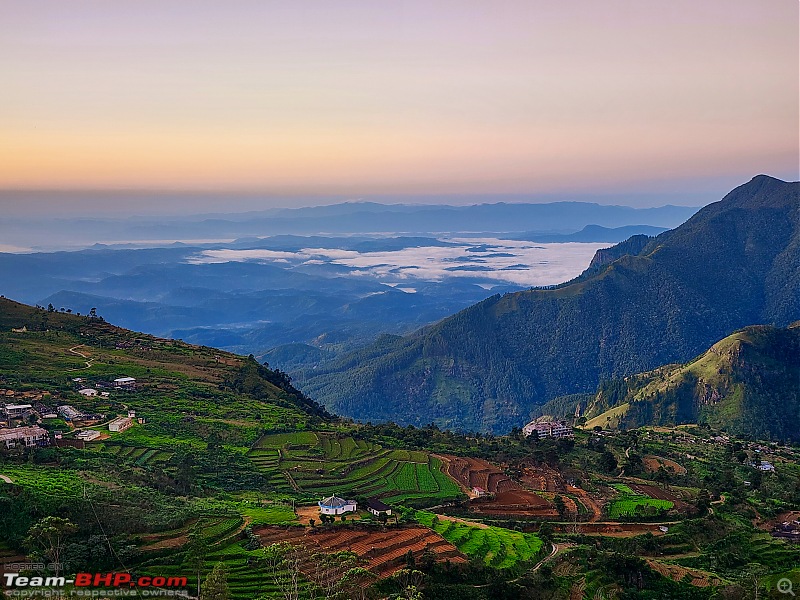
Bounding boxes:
[2,572,190,598]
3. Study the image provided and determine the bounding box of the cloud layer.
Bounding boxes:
[190,239,610,287]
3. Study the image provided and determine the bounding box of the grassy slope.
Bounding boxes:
[585,325,800,440]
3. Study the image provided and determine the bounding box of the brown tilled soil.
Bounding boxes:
[646,560,722,587]
[643,456,687,475]
[631,483,676,501]
[520,465,569,493]
[554,522,667,537]
[253,525,466,577]
[442,455,556,516]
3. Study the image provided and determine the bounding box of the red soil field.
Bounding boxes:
[253,525,466,578]
[520,464,569,492]
[442,455,557,517]
[643,455,687,475]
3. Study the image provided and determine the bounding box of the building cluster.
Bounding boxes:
[749,460,776,472]
[522,420,574,439]
[317,495,393,518]
[772,518,800,541]
[1,382,141,452]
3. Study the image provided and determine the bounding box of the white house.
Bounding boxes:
[472,486,488,497]
[522,420,574,439]
[75,430,101,441]
[58,405,83,420]
[0,426,49,449]
[113,377,136,389]
[2,404,33,419]
[78,388,98,397]
[318,495,357,516]
[108,417,133,433]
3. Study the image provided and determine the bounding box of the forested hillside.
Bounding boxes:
[302,175,800,433]
[584,324,800,441]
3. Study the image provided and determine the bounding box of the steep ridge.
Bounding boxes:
[301,176,800,433]
[583,324,800,441]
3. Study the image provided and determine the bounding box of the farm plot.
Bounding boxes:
[607,484,673,519]
[416,511,544,569]
[254,525,466,578]
[248,433,462,503]
[646,559,723,588]
[442,455,556,517]
[103,444,173,467]
[643,455,687,476]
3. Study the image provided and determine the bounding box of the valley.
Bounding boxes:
[0,297,798,599]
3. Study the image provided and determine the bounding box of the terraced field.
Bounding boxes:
[416,512,545,569]
[607,484,673,519]
[254,525,466,577]
[248,432,462,502]
[101,444,174,467]
[442,455,557,517]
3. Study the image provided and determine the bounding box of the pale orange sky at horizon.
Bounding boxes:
[0,0,797,207]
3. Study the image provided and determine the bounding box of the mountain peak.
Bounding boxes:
[303,176,800,433]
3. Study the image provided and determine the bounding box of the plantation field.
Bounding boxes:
[254,524,466,578]
[101,444,174,466]
[0,465,87,499]
[248,432,462,503]
[607,484,673,519]
[416,511,544,569]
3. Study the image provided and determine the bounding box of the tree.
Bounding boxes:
[553,495,567,520]
[186,524,207,598]
[24,516,77,577]
[261,543,303,600]
[741,563,769,600]
[599,450,618,473]
[200,562,231,600]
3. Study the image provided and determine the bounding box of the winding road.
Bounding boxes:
[66,345,95,371]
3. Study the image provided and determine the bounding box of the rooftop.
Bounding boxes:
[365,498,391,512]
[319,495,352,508]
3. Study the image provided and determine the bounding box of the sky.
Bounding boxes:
[0,0,797,215]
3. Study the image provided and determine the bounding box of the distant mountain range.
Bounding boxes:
[510,224,667,243]
[582,324,800,442]
[300,175,800,434]
[0,200,697,250]
[0,201,694,361]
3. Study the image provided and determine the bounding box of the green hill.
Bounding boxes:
[0,297,331,450]
[584,324,800,441]
[301,175,800,433]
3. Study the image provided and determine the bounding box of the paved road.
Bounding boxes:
[531,542,560,572]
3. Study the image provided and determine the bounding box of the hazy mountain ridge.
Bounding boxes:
[300,176,800,434]
[0,200,697,250]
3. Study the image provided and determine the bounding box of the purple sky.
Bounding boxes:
[0,0,797,215]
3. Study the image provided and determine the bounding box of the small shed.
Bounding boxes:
[365,498,392,517]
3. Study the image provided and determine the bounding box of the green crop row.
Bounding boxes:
[416,511,544,569]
